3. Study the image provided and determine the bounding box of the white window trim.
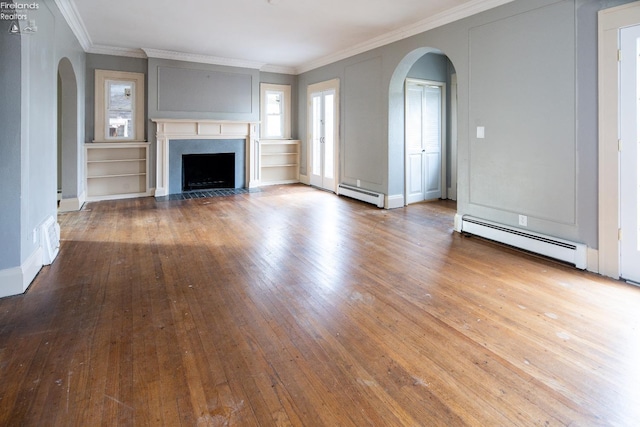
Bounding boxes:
[94,70,145,142]
[260,83,291,139]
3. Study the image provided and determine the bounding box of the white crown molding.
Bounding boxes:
[54,0,92,51]
[296,0,515,74]
[142,48,266,70]
[260,64,297,75]
[88,45,147,59]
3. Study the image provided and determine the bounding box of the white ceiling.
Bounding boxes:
[63,0,514,74]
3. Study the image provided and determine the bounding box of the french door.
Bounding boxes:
[405,79,445,204]
[308,79,339,192]
[620,24,640,283]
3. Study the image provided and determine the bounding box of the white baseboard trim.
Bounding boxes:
[298,174,310,185]
[448,187,457,201]
[385,194,404,209]
[59,195,84,212]
[0,247,43,298]
[454,213,463,232]
[587,248,599,274]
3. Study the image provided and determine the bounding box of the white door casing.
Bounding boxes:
[308,79,339,192]
[620,24,640,282]
[598,2,640,278]
[405,79,446,204]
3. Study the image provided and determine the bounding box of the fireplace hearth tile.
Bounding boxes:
[155,188,261,202]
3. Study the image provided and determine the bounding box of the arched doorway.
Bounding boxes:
[57,58,81,212]
[388,48,458,207]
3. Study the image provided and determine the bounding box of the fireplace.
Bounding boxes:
[167,138,245,194]
[182,153,235,191]
[153,120,260,197]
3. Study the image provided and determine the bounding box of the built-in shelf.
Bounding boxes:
[258,140,300,186]
[85,142,150,201]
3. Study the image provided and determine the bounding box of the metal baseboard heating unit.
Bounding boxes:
[461,216,587,269]
[337,184,384,208]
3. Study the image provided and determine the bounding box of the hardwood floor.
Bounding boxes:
[1,184,639,426]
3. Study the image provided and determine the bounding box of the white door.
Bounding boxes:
[405,80,445,204]
[309,80,339,192]
[620,24,640,282]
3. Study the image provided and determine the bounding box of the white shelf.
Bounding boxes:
[85,142,150,201]
[258,140,300,186]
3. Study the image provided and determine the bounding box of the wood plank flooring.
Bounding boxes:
[1,184,639,426]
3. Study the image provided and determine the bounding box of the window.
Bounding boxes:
[94,70,145,142]
[260,83,291,139]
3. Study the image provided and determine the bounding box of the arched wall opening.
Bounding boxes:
[57,57,81,212]
[388,47,458,207]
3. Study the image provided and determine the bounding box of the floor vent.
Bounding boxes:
[337,184,384,208]
[40,216,60,265]
[461,216,587,269]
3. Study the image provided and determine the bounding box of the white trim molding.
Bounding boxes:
[598,2,640,279]
[152,119,260,197]
[88,45,147,59]
[58,194,85,212]
[0,247,43,299]
[143,48,266,70]
[54,0,92,51]
[385,194,405,210]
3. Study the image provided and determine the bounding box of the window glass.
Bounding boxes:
[260,83,291,139]
[265,90,284,137]
[106,80,135,140]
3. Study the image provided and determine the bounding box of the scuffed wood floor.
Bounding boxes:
[0,184,639,426]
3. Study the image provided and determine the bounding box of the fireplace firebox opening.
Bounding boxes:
[182,153,235,191]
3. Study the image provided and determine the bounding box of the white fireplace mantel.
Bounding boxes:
[152,119,259,197]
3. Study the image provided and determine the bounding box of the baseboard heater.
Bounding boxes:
[337,184,384,208]
[461,216,587,269]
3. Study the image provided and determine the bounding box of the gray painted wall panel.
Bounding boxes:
[21,2,57,262]
[148,59,259,122]
[0,18,22,269]
[344,57,385,186]
[468,0,576,224]
[158,67,252,114]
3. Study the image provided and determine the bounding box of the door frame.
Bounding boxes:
[598,2,640,278]
[404,78,447,204]
[449,73,458,201]
[307,78,340,193]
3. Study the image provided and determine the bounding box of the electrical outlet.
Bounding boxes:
[32,229,37,244]
[518,215,528,227]
[356,179,361,188]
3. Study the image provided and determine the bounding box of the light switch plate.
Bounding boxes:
[476,126,485,139]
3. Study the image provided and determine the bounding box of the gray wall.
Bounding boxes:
[296,0,636,248]
[148,58,259,123]
[0,0,85,281]
[0,17,23,270]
